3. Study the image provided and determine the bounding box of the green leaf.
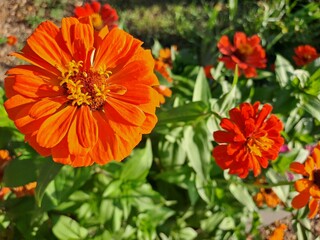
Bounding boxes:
[201,212,225,233]
[219,216,235,230]
[3,156,38,187]
[156,101,209,126]
[229,183,257,212]
[120,138,152,181]
[52,215,88,240]
[228,0,238,21]
[275,54,294,87]
[192,67,211,103]
[183,123,211,180]
[35,159,63,207]
[301,94,320,121]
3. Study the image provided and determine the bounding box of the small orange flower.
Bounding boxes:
[0,150,11,180]
[4,17,159,167]
[12,182,37,198]
[74,1,118,30]
[290,143,320,218]
[217,32,266,78]
[0,187,10,200]
[153,47,175,103]
[6,35,17,46]
[293,45,319,67]
[212,102,284,178]
[268,223,287,240]
[154,60,172,83]
[253,188,281,208]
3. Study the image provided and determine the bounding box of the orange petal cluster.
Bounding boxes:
[6,35,17,46]
[253,177,282,208]
[217,32,266,78]
[268,223,287,240]
[213,102,284,178]
[74,0,118,30]
[290,143,320,218]
[292,45,319,67]
[4,17,159,167]
[154,47,176,104]
[0,150,11,180]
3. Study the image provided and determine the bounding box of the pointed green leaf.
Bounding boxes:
[35,159,63,207]
[120,139,152,181]
[157,101,209,126]
[275,54,294,87]
[192,67,211,103]
[52,215,88,240]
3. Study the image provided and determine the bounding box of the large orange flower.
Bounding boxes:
[290,143,320,218]
[212,102,284,178]
[74,1,118,30]
[4,17,159,167]
[293,45,319,67]
[217,32,266,78]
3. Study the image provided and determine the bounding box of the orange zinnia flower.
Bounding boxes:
[4,17,159,167]
[217,32,266,78]
[253,188,281,208]
[6,35,17,46]
[153,47,175,103]
[74,0,118,30]
[268,223,287,240]
[212,102,284,178]
[290,143,320,218]
[293,45,319,67]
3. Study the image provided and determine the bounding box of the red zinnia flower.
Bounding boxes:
[217,32,266,78]
[212,102,284,178]
[290,143,320,218]
[4,17,159,167]
[6,35,17,46]
[293,45,319,67]
[74,0,118,30]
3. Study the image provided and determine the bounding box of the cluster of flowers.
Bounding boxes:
[2,0,320,231]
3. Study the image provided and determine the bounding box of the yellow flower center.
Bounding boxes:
[90,13,103,30]
[238,44,253,55]
[59,60,125,110]
[247,135,273,157]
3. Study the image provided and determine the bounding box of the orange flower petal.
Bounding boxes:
[292,190,310,209]
[289,162,307,175]
[76,106,98,148]
[93,28,142,70]
[294,179,313,192]
[26,21,71,69]
[37,106,77,148]
[308,198,319,219]
[106,98,146,127]
[29,96,67,119]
